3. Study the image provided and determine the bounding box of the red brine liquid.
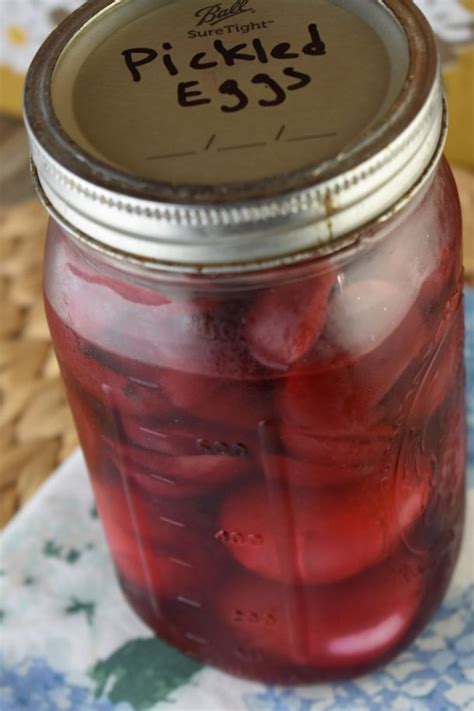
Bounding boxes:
[44,160,466,683]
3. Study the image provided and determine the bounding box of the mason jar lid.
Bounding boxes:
[24,0,445,272]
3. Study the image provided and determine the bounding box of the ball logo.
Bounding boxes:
[195,0,255,28]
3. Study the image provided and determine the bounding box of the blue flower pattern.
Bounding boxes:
[0,657,133,711]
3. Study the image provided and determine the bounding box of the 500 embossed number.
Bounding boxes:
[215,529,263,545]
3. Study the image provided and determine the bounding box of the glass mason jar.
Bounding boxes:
[25,0,465,684]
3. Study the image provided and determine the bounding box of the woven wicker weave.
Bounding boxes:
[0,169,473,528]
[0,200,77,527]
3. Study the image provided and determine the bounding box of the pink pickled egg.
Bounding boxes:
[264,425,394,488]
[219,552,423,669]
[68,262,171,306]
[246,271,335,370]
[106,437,254,498]
[218,460,430,584]
[408,306,464,423]
[159,369,274,432]
[283,280,427,434]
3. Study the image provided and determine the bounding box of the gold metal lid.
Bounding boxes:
[24,0,444,272]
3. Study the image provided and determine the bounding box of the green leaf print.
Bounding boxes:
[43,540,63,558]
[65,598,96,625]
[43,540,82,563]
[90,638,202,710]
[65,549,81,564]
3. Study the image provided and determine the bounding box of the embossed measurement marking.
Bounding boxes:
[232,609,277,626]
[168,557,194,569]
[137,425,169,441]
[150,473,177,486]
[185,633,209,645]
[128,376,162,389]
[235,646,264,661]
[177,596,203,608]
[159,516,186,528]
[197,439,248,456]
[215,529,263,545]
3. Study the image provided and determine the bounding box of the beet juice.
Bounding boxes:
[27,0,465,684]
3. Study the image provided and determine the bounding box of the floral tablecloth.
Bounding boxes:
[0,289,473,711]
